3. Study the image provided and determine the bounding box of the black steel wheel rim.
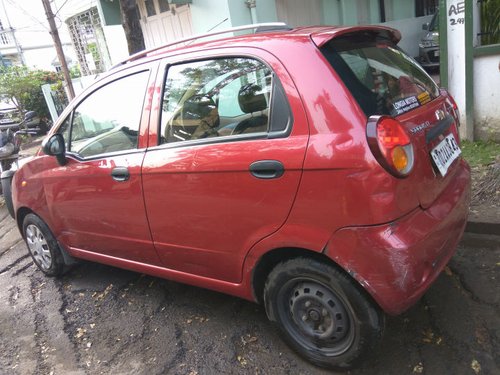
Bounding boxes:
[277,278,356,356]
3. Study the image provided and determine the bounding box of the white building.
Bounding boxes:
[0,0,77,71]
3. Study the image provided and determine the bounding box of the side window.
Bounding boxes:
[160,58,272,144]
[67,71,149,158]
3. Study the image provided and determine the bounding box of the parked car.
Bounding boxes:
[1,23,470,370]
[419,12,440,70]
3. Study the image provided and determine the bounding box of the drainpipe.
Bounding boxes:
[245,0,258,24]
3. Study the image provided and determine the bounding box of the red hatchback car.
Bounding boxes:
[2,23,470,370]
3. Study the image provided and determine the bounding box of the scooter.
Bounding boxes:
[0,111,50,135]
[0,128,20,195]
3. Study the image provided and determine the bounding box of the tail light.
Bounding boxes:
[441,89,461,145]
[448,94,460,123]
[367,116,414,178]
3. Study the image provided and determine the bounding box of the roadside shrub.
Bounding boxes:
[0,66,64,119]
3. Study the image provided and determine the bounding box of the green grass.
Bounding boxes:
[461,140,500,167]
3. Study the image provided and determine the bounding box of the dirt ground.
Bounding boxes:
[0,206,498,374]
[0,138,499,374]
[468,161,500,224]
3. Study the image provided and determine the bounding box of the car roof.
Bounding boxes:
[112,23,401,70]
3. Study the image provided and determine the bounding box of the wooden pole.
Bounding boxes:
[41,0,75,100]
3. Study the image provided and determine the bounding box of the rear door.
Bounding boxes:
[142,51,309,283]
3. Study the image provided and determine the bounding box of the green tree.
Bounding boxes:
[0,66,62,119]
[119,0,145,54]
[481,0,500,45]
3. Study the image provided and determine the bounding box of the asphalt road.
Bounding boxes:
[1,206,498,375]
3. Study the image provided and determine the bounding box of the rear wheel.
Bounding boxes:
[264,258,384,370]
[23,213,65,276]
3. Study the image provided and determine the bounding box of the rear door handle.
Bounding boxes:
[249,160,284,179]
[111,167,130,182]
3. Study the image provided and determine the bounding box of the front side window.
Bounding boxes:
[66,71,149,158]
[322,32,439,117]
[160,58,272,143]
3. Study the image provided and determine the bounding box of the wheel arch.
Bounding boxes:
[16,206,35,237]
[251,247,375,307]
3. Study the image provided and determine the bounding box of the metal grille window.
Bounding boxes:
[415,0,439,17]
[478,0,500,46]
[66,7,111,76]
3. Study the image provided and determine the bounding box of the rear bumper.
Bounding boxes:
[326,159,470,315]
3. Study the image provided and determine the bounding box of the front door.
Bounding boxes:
[45,66,161,265]
[142,53,309,283]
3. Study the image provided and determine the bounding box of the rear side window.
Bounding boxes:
[160,57,273,143]
[321,32,439,117]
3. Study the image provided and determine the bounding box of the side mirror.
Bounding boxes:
[422,23,429,30]
[42,134,67,166]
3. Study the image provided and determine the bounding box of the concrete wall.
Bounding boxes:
[227,0,252,27]
[190,0,231,34]
[102,25,129,65]
[323,0,342,24]
[380,15,433,58]
[255,0,278,23]
[391,0,415,20]
[474,54,500,141]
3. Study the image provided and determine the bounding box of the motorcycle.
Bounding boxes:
[0,110,50,135]
[0,128,21,195]
[0,128,20,168]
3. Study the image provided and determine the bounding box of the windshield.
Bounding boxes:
[321,32,439,117]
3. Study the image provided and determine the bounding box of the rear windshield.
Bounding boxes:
[321,32,439,117]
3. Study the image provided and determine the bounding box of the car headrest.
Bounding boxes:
[183,95,219,128]
[238,84,268,114]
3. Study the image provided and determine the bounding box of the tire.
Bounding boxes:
[23,213,65,276]
[264,258,384,370]
[1,170,15,217]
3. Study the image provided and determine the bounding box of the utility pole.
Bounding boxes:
[41,0,75,100]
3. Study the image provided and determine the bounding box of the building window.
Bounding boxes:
[415,0,438,17]
[478,0,500,46]
[158,0,171,13]
[145,0,157,17]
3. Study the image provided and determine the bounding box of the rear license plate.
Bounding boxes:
[430,133,461,176]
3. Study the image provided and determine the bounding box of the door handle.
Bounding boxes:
[111,167,130,182]
[249,160,284,179]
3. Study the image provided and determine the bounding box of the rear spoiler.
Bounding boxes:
[311,25,401,48]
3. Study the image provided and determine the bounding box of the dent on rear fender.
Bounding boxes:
[339,243,415,293]
[325,221,423,303]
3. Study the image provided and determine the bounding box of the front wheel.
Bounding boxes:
[264,258,384,370]
[23,213,65,276]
